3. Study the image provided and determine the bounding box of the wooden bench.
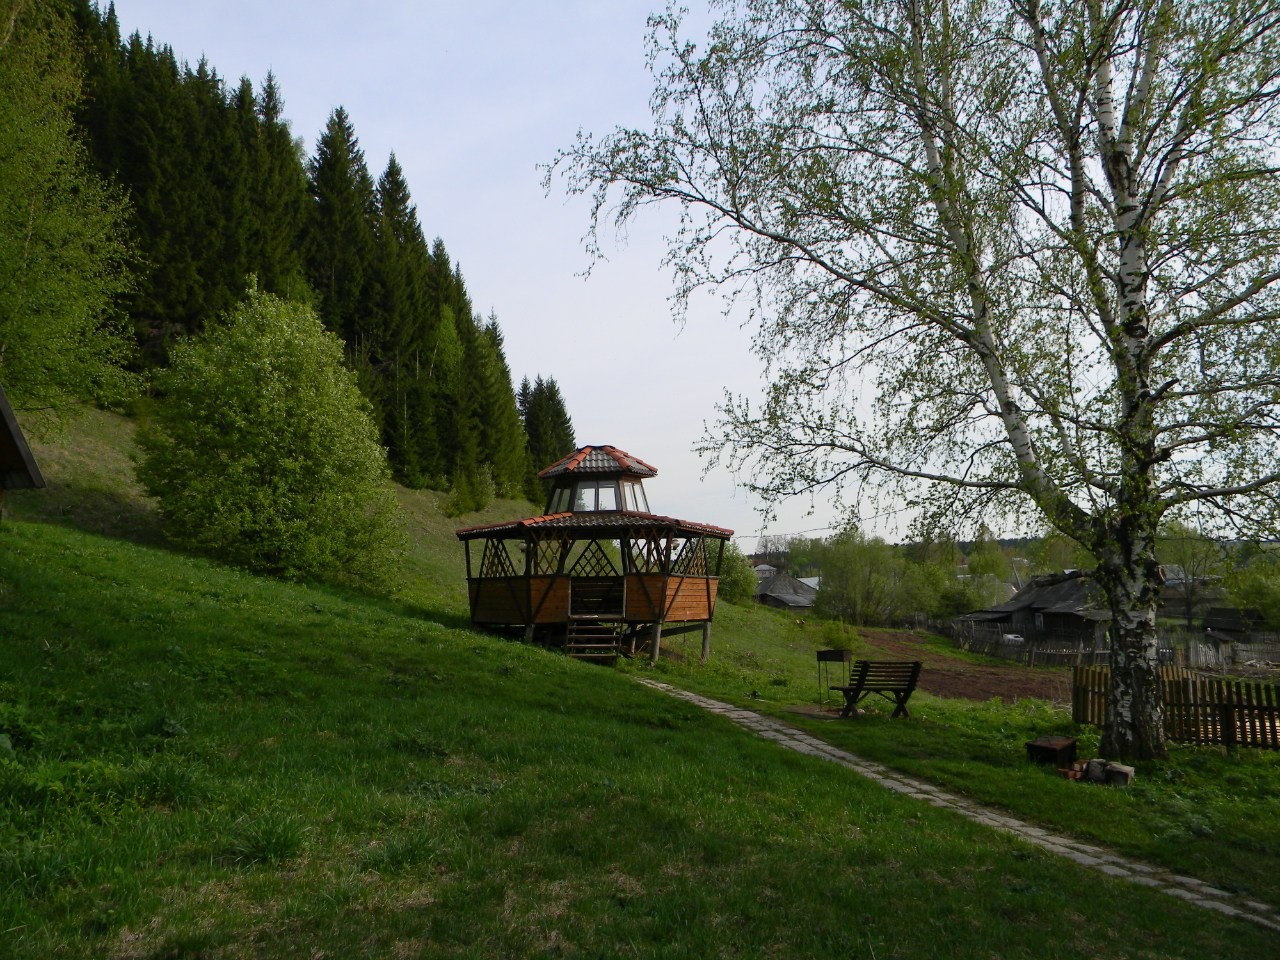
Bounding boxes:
[831,660,922,719]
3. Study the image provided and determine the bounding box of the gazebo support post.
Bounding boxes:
[701,621,711,663]
[649,620,663,663]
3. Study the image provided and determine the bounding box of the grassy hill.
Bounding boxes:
[1,411,1276,957]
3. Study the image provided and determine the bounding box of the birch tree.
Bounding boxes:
[551,0,1280,758]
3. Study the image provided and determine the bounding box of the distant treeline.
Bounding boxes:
[66,1,572,503]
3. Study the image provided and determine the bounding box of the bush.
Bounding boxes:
[136,292,405,589]
[717,542,758,604]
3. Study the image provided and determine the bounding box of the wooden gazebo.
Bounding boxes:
[456,445,733,662]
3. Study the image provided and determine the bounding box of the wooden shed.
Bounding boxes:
[456,445,733,662]
[0,383,45,515]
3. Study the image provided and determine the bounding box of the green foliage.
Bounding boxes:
[443,463,496,517]
[307,107,377,344]
[518,375,576,502]
[0,0,135,410]
[814,528,952,625]
[715,541,757,604]
[65,9,546,498]
[558,0,1280,758]
[461,317,530,498]
[1025,529,1096,576]
[819,618,859,651]
[136,292,405,588]
[965,526,1011,581]
[1225,557,1280,630]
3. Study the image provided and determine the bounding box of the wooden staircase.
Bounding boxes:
[564,616,621,661]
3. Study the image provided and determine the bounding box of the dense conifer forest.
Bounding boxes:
[61,1,573,502]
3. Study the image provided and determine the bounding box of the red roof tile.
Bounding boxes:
[538,445,658,479]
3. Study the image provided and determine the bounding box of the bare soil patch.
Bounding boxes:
[860,629,1072,705]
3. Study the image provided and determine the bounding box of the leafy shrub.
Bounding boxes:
[136,292,405,590]
[717,542,758,604]
[819,620,859,651]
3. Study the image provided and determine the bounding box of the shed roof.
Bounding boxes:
[538,445,658,480]
[961,573,1105,621]
[755,572,818,608]
[0,384,44,490]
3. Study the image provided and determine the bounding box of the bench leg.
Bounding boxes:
[840,692,857,718]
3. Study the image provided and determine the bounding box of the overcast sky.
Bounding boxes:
[108,0,858,548]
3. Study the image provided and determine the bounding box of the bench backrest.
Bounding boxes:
[852,659,922,689]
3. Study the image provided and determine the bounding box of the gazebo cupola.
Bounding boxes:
[456,445,733,664]
[541,444,656,515]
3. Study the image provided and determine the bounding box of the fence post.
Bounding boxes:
[1220,703,1237,751]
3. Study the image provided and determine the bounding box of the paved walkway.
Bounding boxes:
[637,679,1280,933]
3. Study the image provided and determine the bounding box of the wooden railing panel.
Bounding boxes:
[664,577,718,621]
[468,578,529,624]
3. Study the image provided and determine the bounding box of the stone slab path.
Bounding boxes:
[638,679,1280,934]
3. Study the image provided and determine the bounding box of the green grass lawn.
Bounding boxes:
[1,408,1277,956]
[644,606,1280,907]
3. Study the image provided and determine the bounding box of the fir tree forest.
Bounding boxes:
[54,1,574,502]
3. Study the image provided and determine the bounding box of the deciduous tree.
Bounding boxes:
[0,0,133,410]
[553,0,1280,759]
[136,291,404,589]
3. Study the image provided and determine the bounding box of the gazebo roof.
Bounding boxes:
[456,509,732,541]
[538,445,658,480]
[0,384,44,491]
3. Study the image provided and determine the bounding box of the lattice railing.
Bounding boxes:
[671,537,708,576]
[628,533,666,573]
[479,539,517,578]
[569,539,619,578]
[531,537,566,576]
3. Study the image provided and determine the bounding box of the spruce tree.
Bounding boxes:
[519,375,576,502]
[306,107,377,347]
[476,316,530,498]
[371,153,431,482]
[250,72,309,300]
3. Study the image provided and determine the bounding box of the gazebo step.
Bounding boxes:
[566,647,619,659]
[565,619,621,661]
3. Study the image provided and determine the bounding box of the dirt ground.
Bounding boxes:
[859,629,1074,706]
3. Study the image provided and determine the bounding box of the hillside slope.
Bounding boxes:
[1,411,1273,956]
[2,519,1272,958]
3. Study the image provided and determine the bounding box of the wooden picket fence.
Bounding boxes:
[1073,666,1280,749]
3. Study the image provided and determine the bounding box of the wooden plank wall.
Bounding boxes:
[623,575,719,622]
[1073,666,1280,748]
[530,577,570,624]
[468,579,529,624]
[625,574,663,620]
